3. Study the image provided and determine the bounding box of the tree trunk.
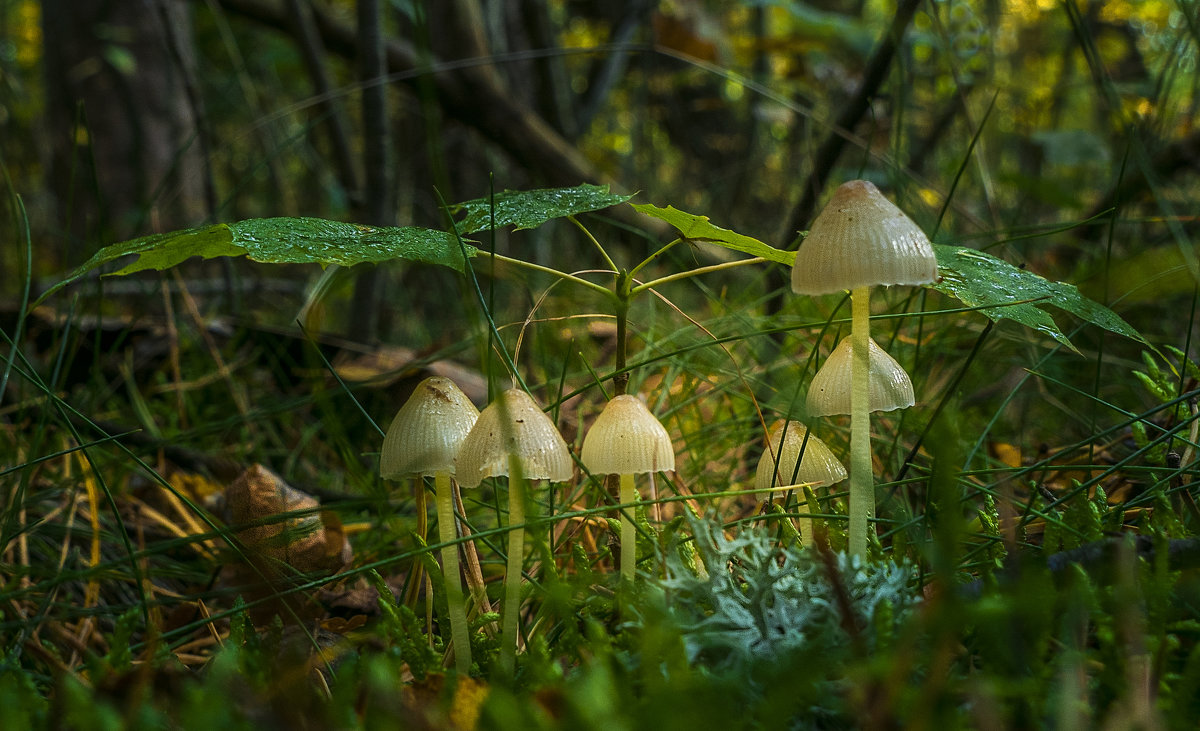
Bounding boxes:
[348,0,391,343]
[42,0,206,260]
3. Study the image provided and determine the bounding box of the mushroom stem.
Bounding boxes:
[798,491,813,547]
[619,472,637,579]
[849,285,873,557]
[434,471,471,674]
[500,472,526,676]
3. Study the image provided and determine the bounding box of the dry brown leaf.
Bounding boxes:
[223,465,351,625]
[320,615,368,634]
[332,345,487,403]
[225,464,343,575]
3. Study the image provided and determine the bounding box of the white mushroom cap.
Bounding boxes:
[380,376,480,479]
[456,388,574,488]
[581,394,675,476]
[753,420,847,491]
[806,336,915,416]
[791,180,937,295]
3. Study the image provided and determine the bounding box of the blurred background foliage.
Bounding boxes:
[1,0,1195,324]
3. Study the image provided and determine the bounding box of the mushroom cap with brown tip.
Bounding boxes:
[753,420,846,491]
[791,180,938,295]
[380,376,480,479]
[806,337,915,416]
[456,388,574,488]
[581,394,675,476]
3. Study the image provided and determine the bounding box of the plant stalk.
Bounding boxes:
[620,473,636,579]
[849,285,872,557]
[614,271,631,395]
[434,471,471,674]
[402,479,429,609]
[797,496,813,547]
[452,482,495,627]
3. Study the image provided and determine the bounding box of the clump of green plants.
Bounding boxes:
[660,515,919,669]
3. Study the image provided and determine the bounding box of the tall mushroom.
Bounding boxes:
[456,388,573,674]
[581,394,675,580]
[380,376,479,675]
[754,420,846,545]
[791,180,936,557]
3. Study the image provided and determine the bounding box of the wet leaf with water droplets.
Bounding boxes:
[451,183,632,234]
[36,217,476,304]
[230,218,471,269]
[932,245,1145,350]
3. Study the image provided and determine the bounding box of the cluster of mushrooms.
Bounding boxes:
[379,380,673,675]
[378,180,937,673]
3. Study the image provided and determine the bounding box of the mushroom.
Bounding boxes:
[753,420,846,545]
[456,388,572,674]
[581,394,675,580]
[806,336,915,417]
[380,376,479,675]
[791,180,936,557]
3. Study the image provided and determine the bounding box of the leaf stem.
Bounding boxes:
[568,215,617,271]
[632,256,766,294]
[628,238,683,279]
[480,251,616,299]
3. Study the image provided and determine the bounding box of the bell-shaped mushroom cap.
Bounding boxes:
[581,394,675,476]
[791,180,937,295]
[456,388,574,488]
[806,337,915,416]
[380,376,480,479]
[754,420,846,491]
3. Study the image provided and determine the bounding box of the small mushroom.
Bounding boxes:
[754,420,846,545]
[581,394,675,580]
[380,376,479,674]
[806,336,915,417]
[456,388,572,674]
[456,389,573,488]
[791,180,936,557]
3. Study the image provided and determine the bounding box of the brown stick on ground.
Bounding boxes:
[453,482,497,636]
